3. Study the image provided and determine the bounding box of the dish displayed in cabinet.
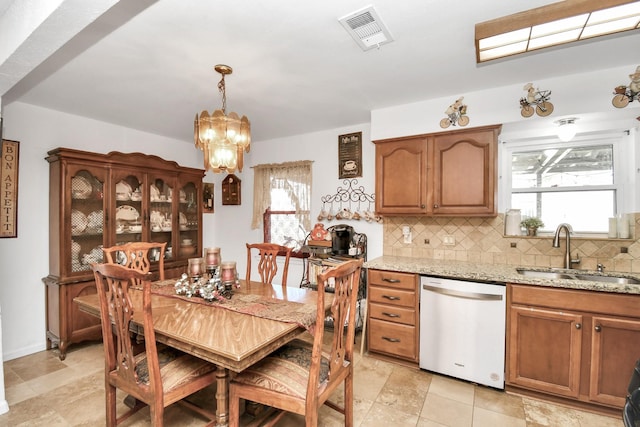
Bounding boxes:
[115,205,139,221]
[71,210,88,235]
[150,184,161,201]
[115,180,132,200]
[71,176,92,199]
[86,210,103,233]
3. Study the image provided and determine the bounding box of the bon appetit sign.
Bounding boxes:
[1,139,19,238]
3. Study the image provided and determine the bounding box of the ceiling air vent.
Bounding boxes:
[339,5,394,51]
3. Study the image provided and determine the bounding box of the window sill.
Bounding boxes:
[504,233,634,241]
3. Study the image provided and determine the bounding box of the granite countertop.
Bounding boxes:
[364,256,640,295]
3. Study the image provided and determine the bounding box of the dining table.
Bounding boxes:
[74,277,333,427]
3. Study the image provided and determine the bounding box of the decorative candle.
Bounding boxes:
[205,247,221,268]
[220,261,237,282]
[618,214,630,239]
[608,217,617,238]
[188,257,205,277]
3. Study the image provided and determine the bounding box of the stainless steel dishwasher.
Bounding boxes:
[419,276,506,389]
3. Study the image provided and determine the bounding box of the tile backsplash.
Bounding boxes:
[383,213,640,273]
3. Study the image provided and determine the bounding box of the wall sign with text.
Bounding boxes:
[1,139,19,238]
[338,132,362,179]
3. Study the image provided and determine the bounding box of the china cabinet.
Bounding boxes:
[373,124,501,216]
[507,283,640,411]
[44,148,204,359]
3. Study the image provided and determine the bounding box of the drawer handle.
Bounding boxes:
[382,312,400,318]
[382,336,400,343]
[383,295,400,300]
[382,278,401,283]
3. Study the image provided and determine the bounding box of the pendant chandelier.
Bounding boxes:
[194,65,251,173]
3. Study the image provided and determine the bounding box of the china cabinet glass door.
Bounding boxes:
[111,169,144,245]
[68,165,107,276]
[177,179,201,260]
[148,173,175,262]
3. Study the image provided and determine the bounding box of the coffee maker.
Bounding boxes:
[330,224,353,255]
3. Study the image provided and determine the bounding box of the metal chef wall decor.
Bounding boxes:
[440,96,469,128]
[612,65,640,108]
[338,132,362,179]
[1,138,19,238]
[519,83,554,117]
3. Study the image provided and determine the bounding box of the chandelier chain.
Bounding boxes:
[218,75,227,114]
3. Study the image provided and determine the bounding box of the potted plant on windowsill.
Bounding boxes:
[521,217,544,236]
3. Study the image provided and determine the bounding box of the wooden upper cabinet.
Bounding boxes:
[374,124,501,216]
[374,137,429,215]
[432,125,500,216]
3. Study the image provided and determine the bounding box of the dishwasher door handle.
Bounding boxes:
[422,284,503,301]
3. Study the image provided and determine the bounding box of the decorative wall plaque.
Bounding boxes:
[203,182,214,213]
[338,132,362,179]
[1,139,19,238]
[222,174,241,205]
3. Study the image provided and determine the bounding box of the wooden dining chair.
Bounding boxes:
[246,243,292,286]
[229,258,364,427]
[92,263,217,426]
[103,241,167,282]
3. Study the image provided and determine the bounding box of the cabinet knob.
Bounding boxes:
[434,204,439,209]
[594,325,602,332]
[421,204,426,209]
[575,323,582,330]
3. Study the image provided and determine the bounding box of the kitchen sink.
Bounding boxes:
[573,274,640,285]
[516,268,640,284]
[515,269,574,280]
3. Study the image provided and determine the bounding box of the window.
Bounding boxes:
[505,135,626,234]
[252,161,312,252]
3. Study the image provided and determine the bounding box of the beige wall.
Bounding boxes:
[384,213,640,273]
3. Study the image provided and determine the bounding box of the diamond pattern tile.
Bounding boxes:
[384,213,640,273]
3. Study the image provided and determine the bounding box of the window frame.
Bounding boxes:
[501,132,629,237]
[262,208,309,258]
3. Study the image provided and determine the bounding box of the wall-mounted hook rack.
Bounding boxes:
[317,179,380,222]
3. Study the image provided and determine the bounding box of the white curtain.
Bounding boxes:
[251,160,313,230]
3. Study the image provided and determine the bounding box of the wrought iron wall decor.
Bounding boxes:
[317,179,380,223]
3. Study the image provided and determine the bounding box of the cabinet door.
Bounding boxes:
[111,169,145,245]
[374,138,429,215]
[431,126,499,216]
[148,172,176,262]
[589,316,640,407]
[66,164,108,278]
[508,305,582,398]
[177,177,201,260]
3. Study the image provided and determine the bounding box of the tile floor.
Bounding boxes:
[0,335,624,427]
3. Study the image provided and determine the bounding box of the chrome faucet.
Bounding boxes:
[552,223,581,269]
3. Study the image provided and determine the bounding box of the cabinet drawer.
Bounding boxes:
[369,302,415,326]
[368,270,416,291]
[369,286,414,308]
[368,318,417,361]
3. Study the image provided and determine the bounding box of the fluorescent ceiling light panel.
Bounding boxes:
[475,0,640,63]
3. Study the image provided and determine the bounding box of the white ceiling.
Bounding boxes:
[1,0,639,142]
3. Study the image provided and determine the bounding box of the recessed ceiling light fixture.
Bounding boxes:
[475,0,640,63]
[556,117,579,142]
